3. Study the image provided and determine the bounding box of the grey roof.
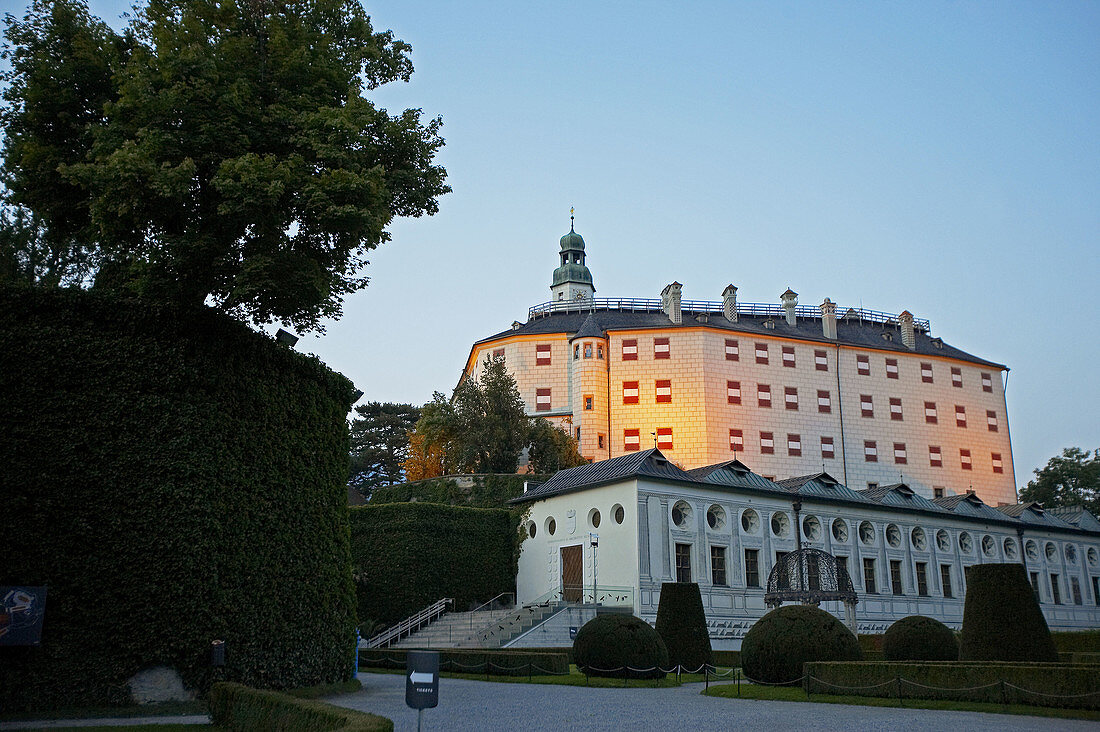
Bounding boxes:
[569,313,606,341]
[932,492,1014,523]
[511,449,690,503]
[1048,506,1100,532]
[696,461,788,494]
[776,473,873,504]
[475,308,1006,370]
[859,483,949,514]
[995,502,1076,529]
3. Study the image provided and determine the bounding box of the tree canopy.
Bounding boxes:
[1018,447,1100,515]
[348,401,420,500]
[1,0,448,331]
[403,355,585,478]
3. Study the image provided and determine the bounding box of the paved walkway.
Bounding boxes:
[0,715,209,730]
[329,672,1099,732]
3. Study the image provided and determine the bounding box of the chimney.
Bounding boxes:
[722,284,738,322]
[661,282,682,325]
[899,310,915,350]
[781,288,798,326]
[820,298,837,339]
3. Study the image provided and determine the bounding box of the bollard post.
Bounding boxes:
[737,667,741,697]
[1000,679,1007,708]
[528,662,532,682]
[705,666,709,691]
[896,676,903,706]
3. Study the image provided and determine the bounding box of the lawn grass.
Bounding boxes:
[358,663,728,688]
[30,726,213,731]
[703,681,1100,721]
[0,701,208,723]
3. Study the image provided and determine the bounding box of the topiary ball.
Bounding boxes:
[883,616,959,661]
[655,583,714,672]
[573,614,669,679]
[960,563,1059,662]
[741,605,862,684]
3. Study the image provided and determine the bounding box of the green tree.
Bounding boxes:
[1018,447,1100,514]
[0,0,122,285]
[348,401,420,499]
[1,0,448,331]
[527,417,586,473]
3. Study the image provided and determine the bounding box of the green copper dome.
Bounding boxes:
[560,227,586,251]
[553,262,593,286]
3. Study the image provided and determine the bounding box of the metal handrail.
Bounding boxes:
[364,597,452,649]
[527,298,931,332]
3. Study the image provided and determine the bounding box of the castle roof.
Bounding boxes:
[475,307,1006,370]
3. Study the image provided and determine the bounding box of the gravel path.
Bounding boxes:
[0,715,209,729]
[329,672,1099,732]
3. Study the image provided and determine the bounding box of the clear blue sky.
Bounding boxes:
[49,1,1100,487]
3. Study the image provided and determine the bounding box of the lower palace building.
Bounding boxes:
[464,222,1017,507]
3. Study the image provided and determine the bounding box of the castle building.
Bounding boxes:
[464,224,1017,506]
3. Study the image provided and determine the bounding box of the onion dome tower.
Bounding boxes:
[551,210,595,301]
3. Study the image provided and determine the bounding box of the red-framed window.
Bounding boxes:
[782,346,795,367]
[885,358,898,379]
[986,410,998,432]
[889,397,903,421]
[757,384,772,408]
[536,343,551,365]
[817,390,831,414]
[893,442,907,465]
[725,339,739,361]
[960,448,972,470]
[860,394,874,418]
[981,372,993,392]
[623,381,639,405]
[656,427,673,450]
[622,339,638,361]
[787,433,802,457]
[755,342,769,365]
[992,452,1003,474]
[535,388,551,411]
[583,394,594,411]
[929,445,942,468]
[951,366,962,388]
[921,362,933,383]
[857,354,870,376]
[760,431,774,455]
[729,429,744,452]
[784,386,798,411]
[864,440,878,462]
[655,379,672,403]
[727,380,741,405]
[654,337,670,359]
[955,405,966,428]
[597,434,605,449]
[815,349,828,371]
[821,436,835,460]
[624,429,640,451]
[492,348,505,359]
[924,401,937,424]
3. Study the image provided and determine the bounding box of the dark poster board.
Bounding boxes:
[0,586,47,646]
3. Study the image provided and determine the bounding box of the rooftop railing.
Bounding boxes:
[528,298,930,333]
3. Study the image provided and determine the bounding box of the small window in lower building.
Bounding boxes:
[916,562,929,596]
[675,543,692,583]
[711,546,727,586]
[890,560,904,595]
[745,549,760,588]
[1051,574,1062,605]
[940,564,953,598]
[1072,577,1083,605]
[863,557,877,594]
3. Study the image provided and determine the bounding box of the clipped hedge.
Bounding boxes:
[960,564,1059,662]
[883,616,958,661]
[573,614,669,679]
[370,474,550,508]
[655,583,713,672]
[210,682,391,731]
[358,648,568,676]
[349,503,515,626]
[805,662,1100,710]
[0,288,358,712]
[1052,630,1100,654]
[741,605,862,684]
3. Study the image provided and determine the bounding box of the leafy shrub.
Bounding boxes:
[358,648,568,676]
[805,662,1100,710]
[0,288,357,712]
[959,563,1059,662]
[741,605,862,684]
[210,682,392,730]
[1052,631,1100,654]
[573,614,669,679]
[349,503,516,626]
[655,583,713,671]
[370,474,550,508]
[883,616,959,661]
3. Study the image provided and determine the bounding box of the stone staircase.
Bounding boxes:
[390,609,515,648]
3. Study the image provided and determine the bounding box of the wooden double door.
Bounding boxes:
[560,545,582,602]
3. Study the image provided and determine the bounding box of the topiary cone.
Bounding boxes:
[959,563,1059,661]
[655,582,713,672]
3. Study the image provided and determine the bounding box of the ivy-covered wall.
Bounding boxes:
[349,503,517,627]
[0,287,358,712]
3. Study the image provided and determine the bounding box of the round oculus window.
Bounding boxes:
[546,517,556,536]
[886,524,901,548]
[936,529,951,552]
[981,535,995,557]
[590,508,601,529]
[741,509,760,534]
[527,521,536,539]
[1045,542,1057,561]
[911,527,927,551]
[771,512,790,538]
[859,521,876,545]
[613,504,625,525]
[831,518,848,543]
[1003,538,1017,559]
[1025,540,1039,560]
[672,501,692,529]
[802,515,821,542]
[707,504,726,531]
[959,532,973,554]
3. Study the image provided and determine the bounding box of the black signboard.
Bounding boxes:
[405,650,439,710]
[0,586,47,646]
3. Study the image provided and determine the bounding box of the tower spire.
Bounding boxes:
[570,206,575,232]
